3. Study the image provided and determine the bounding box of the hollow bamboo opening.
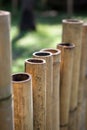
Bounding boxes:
[41,48,61,55]
[26,58,46,64]
[58,43,75,49]
[33,51,52,57]
[12,73,30,82]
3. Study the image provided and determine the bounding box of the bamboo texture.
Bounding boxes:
[68,109,77,130]
[78,23,87,104]
[0,11,12,98]
[33,51,53,130]
[41,48,61,130]
[0,96,14,130]
[60,126,68,130]
[0,11,14,130]
[12,73,33,130]
[76,23,87,130]
[25,58,46,130]
[57,43,75,126]
[62,19,83,111]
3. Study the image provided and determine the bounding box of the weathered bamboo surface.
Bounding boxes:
[57,43,75,126]
[69,109,77,130]
[33,51,53,130]
[78,23,87,104]
[12,73,33,130]
[41,48,61,130]
[25,58,46,130]
[0,11,12,99]
[0,11,14,130]
[0,97,14,130]
[62,19,83,111]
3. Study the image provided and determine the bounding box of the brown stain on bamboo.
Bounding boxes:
[25,58,46,130]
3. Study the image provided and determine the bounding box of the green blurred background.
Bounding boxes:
[0,0,87,73]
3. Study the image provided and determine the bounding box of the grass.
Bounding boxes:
[11,10,87,73]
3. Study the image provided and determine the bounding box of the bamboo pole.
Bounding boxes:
[33,51,53,130]
[0,11,14,130]
[25,58,46,130]
[0,11,12,98]
[12,72,33,130]
[41,48,61,130]
[57,43,75,127]
[62,19,83,111]
[76,23,87,130]
[78,23,87,104]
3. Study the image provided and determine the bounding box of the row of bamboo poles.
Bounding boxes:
[0,10,87,130]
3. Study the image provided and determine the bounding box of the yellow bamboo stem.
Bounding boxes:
[62,19,83,111]
[41,48,61,130]
[33,51,53,130]
[25,58,46,130]
[57,43,75,126]
[12,73,33,130]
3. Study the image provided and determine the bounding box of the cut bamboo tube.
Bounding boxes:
[41,48,61,130]
[0,11,12,99]
[12,73,33,130]
[62,19,83,111]
[57,43,75,126]
[33,51,53,130]
[78,23,87,104]
[0,11,14,130]
[25,58,46,130]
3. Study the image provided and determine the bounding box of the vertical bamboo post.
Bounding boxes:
[57,43,75,130]
[77,23,87,130]
[41,48,61,130]
[33,51,53,130]
[12,73,33,130]
[0,11,14,130]
[25,58,46,130]
[78,23,87,104]
[62,19,83,111]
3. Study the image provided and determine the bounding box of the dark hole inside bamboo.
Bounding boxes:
[59,43,73,46]
[27,59,44,63]
[58,43,75,49]
[34,52,51,56]
[13,73,29,81]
